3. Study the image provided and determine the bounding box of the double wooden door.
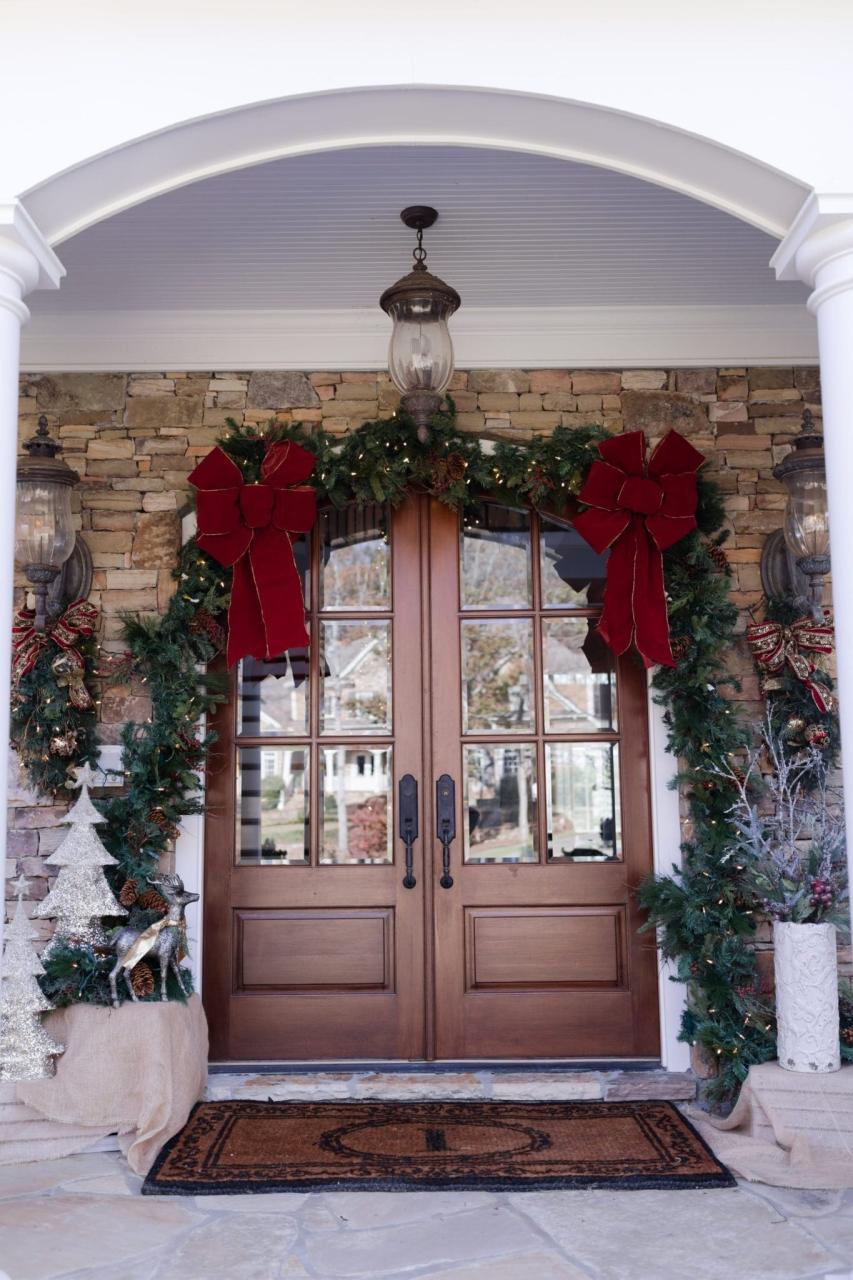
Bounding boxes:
[203,495,659,1062]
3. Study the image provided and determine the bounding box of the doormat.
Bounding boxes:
[142,1099,735,1194]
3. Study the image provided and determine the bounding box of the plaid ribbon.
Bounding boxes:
[746,612,835,714]
[12,598,99,708]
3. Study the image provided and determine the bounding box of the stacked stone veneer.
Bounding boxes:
[8,365,826,959]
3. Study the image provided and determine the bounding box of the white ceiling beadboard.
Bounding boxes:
[22,145,816,369]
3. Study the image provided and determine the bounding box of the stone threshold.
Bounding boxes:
[206,1067,696,1103]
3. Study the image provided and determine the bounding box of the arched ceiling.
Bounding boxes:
[31,146,806,315]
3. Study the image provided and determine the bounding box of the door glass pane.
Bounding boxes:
[546,743,621,862]
[542,618,616,733]
[235,747,309,864]
[540,518,607,608]
[464,744,538,863]
[320,504,390,611]
[238,651,309,736]
[321,621,391,735]
[320,747,393,864]
[461,503,532,609]
[462,619,535,733]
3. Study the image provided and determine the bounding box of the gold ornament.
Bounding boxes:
[49,730,78,757]
[50,652,92,711]
[786,716,806,737]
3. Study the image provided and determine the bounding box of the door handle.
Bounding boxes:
[399,774,418,889]
[436,773,456,889]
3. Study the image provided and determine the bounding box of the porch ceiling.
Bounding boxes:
[29,146,807,315]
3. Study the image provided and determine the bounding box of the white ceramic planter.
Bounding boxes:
[773,920,840,1073]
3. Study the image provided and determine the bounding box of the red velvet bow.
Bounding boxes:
[572,430,704,667]
[188,441,316,667]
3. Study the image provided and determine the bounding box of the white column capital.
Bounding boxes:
[0,200,64,322]
[771,193,853,312]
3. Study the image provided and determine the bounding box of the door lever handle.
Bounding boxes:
[398,774,418,889]
[436,773,456,889]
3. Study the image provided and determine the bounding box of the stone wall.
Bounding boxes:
[9,365,824,943]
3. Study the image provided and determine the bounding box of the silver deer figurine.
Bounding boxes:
[108,873,199,1007]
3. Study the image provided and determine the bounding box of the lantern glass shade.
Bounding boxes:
[15,479,75,570]
[386,293,455,395]
[782,465,830,563]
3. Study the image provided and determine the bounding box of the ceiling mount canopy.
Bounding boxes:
[380,205,461,441]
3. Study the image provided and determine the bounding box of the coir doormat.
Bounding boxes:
[143,1099,735,1194]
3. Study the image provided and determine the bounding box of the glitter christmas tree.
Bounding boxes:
[34,763,126,957]
[0,875,64,1080]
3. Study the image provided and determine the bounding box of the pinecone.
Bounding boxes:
[671,635,692,663]
[706,542,730,574]
[130,961,155,999]
[149,807,181,842]
[429,452,467,495]
[118,878,139,907]
[189,608,227,652]
[138,888,169,914]
[842,1026,853,1047]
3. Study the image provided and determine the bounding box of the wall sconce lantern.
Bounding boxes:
[760,409,830,615]
[15,416,85,631]
[379,206,461,442]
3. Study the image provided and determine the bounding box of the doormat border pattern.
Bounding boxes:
[143,1099,735,1195]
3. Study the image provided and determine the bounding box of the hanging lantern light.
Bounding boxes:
[380,206,461,442]
[15,416,79,631]
[773,408,830,612]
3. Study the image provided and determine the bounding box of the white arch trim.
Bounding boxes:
[22,85,809,247]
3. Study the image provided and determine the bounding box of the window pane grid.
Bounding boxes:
[235,505,395,869]
[459,508,619,867]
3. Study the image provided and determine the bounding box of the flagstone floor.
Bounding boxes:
[2,1150,853,1280]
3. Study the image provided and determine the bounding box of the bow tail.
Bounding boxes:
[786,649,834,713]
[226,527,309,667]
[226,558,264,668]
[632,528,675,668]
[597,528,640,659]
[804,679,834,715]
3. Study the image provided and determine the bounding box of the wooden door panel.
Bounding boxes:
[228,994,411,1061]
[465,906,625,989]
[235,908,394,991]
[428,498,660,1061]
[203,499,427,1061]
[449,991,642,1059]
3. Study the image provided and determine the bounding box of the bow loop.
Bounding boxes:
[189,440,317,667]
[572,430,704,667]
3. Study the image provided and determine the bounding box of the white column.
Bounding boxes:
[772,196,853,939]
[0,202,64,950]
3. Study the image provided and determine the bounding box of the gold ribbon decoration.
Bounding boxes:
[121,917,171,970]
[746,611,835,714]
